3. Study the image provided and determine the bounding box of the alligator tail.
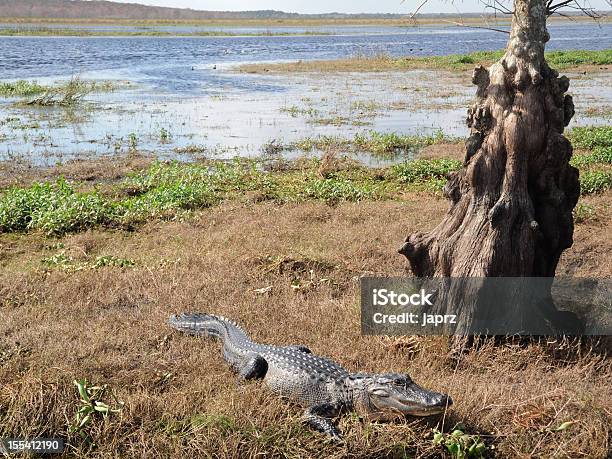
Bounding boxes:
[168,313,248,342]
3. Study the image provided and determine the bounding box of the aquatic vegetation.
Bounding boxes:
[2,78,120,102]
[159,128,170,143]
[0,80,47,97]
[128,133,138,151]
[290,130,452,155]
[353,130,449,155]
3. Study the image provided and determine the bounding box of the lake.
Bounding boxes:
[0,22,610,165]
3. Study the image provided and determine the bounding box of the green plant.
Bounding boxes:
[42,252,71,267]
[302,177,376,204]
[580,170,612,195]
[570,146,612,167]
[0,178,112,235]
[354,130,448,155]
[69,379,124,441]
[159,128,170,143]
[261,139,284,155]
[573,203,597,223]
[569,126,612,150]
[128,133,138,151]
[393,158,462,183]
[432,424,487,458]
[0,80,47,97]
[93,255,135,268]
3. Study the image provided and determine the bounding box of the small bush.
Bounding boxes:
[120,182,219,223]
[302,178,376,203]
[569,126,612,150]
[580,170,612,195]
[0,179,111,235]
[570,146,612,168]
[546,49,612,66]
[573,203,597,223]
[354,130,448,155]
[393,158,462,183]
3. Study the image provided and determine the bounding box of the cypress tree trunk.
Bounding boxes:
[399,0,580,333]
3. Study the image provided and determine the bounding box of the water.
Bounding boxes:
[1,23,609,85]
[0,23,609,165]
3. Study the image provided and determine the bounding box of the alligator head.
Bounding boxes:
[347,373,452,421]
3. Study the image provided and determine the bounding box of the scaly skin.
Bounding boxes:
[169,313,452,439]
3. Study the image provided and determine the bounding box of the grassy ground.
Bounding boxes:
[238,49,612,73]
[0,130,611,457]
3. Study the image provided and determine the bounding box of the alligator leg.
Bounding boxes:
[303,402,344,440]
[237,353,268,382]
[286,345,312,354]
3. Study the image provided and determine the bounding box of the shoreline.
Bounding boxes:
[0,15,607,37]
[0,15,604,26]
[237,49,612,73]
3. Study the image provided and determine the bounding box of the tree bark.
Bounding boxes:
[399,0,581,333]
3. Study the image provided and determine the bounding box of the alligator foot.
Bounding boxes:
[237,353,268,383]
[303,402,345,441]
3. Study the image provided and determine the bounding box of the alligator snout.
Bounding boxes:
[430,393,453,408]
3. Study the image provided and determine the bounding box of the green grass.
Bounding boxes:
[569,126,612,150]
[302,177,378,203]
[568,126,612,194]
[1,128,610,237]
[570,147,612,168]
[399,49,612,70]
[580,170,612,195]
[291,130,452,155]
[0,179,112,235]
[546,49,612,67]
[0,78,120,100]
[0,80,48,97]
[0,160,390,235]
[393,158,462,185]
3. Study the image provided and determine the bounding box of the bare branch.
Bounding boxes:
[441,19,511,34]
[546,0,606,19]
[483,0,514,15]
[408,0,429,18]
[547,0,576,13]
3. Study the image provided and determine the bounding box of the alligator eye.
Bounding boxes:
[371,389,389,397]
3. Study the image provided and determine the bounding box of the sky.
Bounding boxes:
[107,0,611,15]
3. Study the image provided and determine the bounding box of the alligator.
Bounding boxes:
[169,313,452,439]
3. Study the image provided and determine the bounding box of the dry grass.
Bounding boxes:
[1,184,611,457]
[237,50,611,75]
[0,155,152,189]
